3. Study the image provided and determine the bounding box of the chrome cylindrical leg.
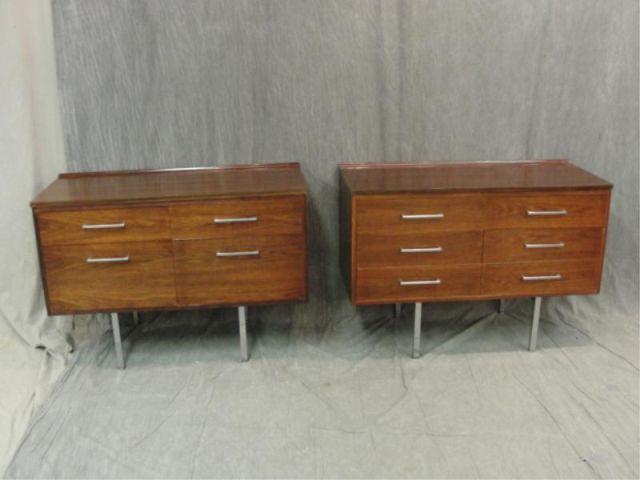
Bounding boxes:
[238,306,249,361]
[110,312,125,369]
[528,297,542,351]
[394,303,402,318]
[132,311,140,325]
[412,302,422,358]
[498,299,506,314]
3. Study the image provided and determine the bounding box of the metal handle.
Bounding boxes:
[526,209,567,217]
[86,256,130,264]
[400,279,441,286]
[400,246,443,254]
[521,274,562,281]
[524,242,565,249]
[213,216,258,224]
[82,222,126,230]
[216,250,260,257]
[401,213,444,220]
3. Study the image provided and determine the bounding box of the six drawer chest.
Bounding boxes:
[339,159,612,357]
[31,163,308,367]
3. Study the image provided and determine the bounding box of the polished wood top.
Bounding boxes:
[32,163,307,208]
[340,159,612,194]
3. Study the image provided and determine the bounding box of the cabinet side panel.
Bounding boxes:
[596,189,612,292]
[339,175,354,301]
[33,210,54,315]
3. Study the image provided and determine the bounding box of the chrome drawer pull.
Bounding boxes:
[401,213,444,220]
[86,256,130,264]
[216,250,260,257]
[526,209,567,217]
[213,216,258,224]
[400,279,441,286]
[400,247,443,254]
[521,274,562,281]
[82,222,126,230]
[524,242,565,249]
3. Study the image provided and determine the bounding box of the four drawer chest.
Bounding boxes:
[31,163,308,367]
[339,160,612,357]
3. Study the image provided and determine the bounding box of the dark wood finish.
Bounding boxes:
[31,162,307,208]
[356,194,486,233]
[485,191,610,228]
[356,265,483,304]
[340,159,612,195]
[357,231,483,267]
[482,260,601,297]
[38,206,170,246]
[340,160,612,305]
[483,228,603,263]
[43,241,176,314]
[173,235,305,306]
[170,195,304,240]
[32,163,308,315]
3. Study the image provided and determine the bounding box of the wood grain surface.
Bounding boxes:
[340,159,612,194]
[32,163,307,208]
[43,240,177,314]
[173,235,306,306]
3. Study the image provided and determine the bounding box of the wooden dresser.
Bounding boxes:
[31,163,308,367]
[339,160,612,357]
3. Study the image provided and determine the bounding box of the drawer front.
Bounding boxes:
[486,191,610,228]
[42,241,176,314]
[355,265,482,304]
[170,195,305,240]
[357,231,483,267]
[37,207,170,246]
[482,260,601,297]
[484,228,604,263]
[173,235,306,306]
[356,194,486,234]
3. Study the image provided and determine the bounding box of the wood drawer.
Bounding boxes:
[357,230,482,267]
[173,235,306,306]
[356,194,486,234]
[170,195,305,240]
[484,228,604,263]
[482,260,601,297]
[37,207,170,246]
[42,241,176,314]
[486,191,610,228]
[355,265,482,304]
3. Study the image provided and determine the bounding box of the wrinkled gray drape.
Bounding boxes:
[51,0,638,351]
[4,2,638,477]
[0,0,70,353]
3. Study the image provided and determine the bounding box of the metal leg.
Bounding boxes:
[238,306,249,361]
[498,299,506,314]
[528,297,542,351]
[110,313,125,369]
[394,303,402,318]
[132,311,140,325]
[412,302,422,358]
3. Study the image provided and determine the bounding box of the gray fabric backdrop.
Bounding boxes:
[51,0,638,352]
[5,2,638,477]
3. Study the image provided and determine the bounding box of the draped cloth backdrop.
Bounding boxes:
[0,0,70,353]
[1,1,637,477]
[50,0,638,363]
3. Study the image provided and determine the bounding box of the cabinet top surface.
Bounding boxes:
[32,163,307,208]
[339,159,612,194]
